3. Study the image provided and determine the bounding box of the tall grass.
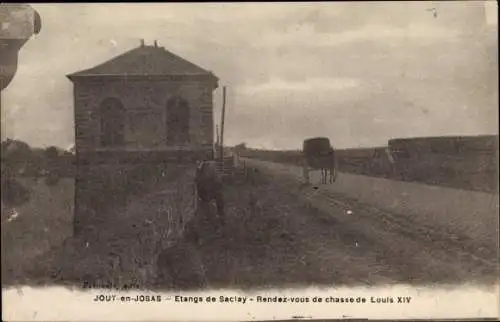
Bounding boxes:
[1,178,74,285]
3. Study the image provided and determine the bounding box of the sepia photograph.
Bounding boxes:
[1,1,499,320]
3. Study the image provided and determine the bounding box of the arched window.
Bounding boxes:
[99,97,125,147]
[166,96,190,145]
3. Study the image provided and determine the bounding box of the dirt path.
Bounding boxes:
[239,160,498,286]
[186,164,497,289]
[191,169,400,289]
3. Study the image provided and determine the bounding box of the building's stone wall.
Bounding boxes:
[73,78,215,154]
[71,76,216,236]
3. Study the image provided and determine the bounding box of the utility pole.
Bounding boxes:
[0,93,3,141]
[215,124,220,146]
[219,86,227,162]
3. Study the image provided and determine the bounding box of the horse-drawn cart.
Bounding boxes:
[302,137,338,184]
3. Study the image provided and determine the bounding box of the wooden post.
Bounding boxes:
[215,124,220,146]
[0,92,2,140]
[219,86,228,269]
[219,86,227,162]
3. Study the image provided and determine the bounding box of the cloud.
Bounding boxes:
[237,77,361,95]
[37,3,299,31]
[256,23,461,50]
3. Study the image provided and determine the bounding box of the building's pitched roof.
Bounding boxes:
[67,43,217,79]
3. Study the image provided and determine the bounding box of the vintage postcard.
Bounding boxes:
[1,2,499,321]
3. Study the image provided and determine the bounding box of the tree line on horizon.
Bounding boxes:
[1,138,74,179]
[1,139,76,211]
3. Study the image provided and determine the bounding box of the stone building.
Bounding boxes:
[66,40,219,235]
[67,40,219,164]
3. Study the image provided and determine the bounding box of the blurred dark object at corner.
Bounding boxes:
[0,4,42,91]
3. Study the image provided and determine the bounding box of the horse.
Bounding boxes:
[304,152,338,185]
[194,159,225,226]
[320,156,338,184]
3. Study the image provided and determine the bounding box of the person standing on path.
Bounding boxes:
[194,160,225,226]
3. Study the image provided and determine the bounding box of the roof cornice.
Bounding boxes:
[66,73,219,83]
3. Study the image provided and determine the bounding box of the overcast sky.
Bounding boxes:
[1,1,498,150]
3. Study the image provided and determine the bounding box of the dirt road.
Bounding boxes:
[160,158,496,289]
[190,167,401,289]
[212,159,497,288]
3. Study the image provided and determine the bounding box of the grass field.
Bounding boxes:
[1,178,74,285]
